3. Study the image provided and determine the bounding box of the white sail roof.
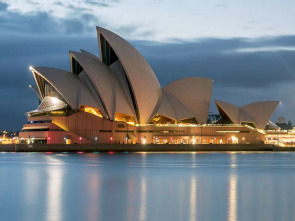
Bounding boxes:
[70,50,134,119]
[215,100,280,129]
[31,67,103,114]
[161,77,213,124]
[97,26,162,124]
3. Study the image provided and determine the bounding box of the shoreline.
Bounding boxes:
[0,144,286,152]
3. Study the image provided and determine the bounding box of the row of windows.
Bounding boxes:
[22,129,50,132]
[28,120,52,124]
[22,129,63,132]
[98,130,183,133]
[23,129,185,133]
[114,130,135,133]
[137,130,185,133]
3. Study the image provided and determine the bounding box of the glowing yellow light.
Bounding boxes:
[231,136,239,144]
[115,113,135,125]
[85,108,102,117]
[192,136,196,144]
[52,120,68,131]
[217,131,240,133]
[80,105,103,118]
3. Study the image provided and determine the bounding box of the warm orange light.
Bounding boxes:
[80,105,103,117]
[150,114,176,124]
[52,120,68,131]
[115,113,135,125]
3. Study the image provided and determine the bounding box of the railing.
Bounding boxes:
[265,130,289,134]
[136,123,256,129]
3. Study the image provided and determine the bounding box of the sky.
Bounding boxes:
[1,0,295,130]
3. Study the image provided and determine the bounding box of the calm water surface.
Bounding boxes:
[0,151,295,221]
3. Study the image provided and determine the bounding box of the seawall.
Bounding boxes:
[0,144,276,152]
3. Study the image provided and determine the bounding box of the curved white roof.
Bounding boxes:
[97,27,161,124]
[31,67,103,114]
[215,100,280,129]
[162,77,213,124]
[114,79,135,117]
[70,50,134,119]
[169,94,196,120]
[109,60,137,117]
[36,96,67,112]
[241,101,280,129]
[156,93,177,120]
[215,100,240,123]
[70,50,115,119]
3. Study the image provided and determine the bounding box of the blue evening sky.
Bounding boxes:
[0,0,295,130]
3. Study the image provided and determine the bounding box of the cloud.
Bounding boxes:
[139,36,295,89]
[0,1,7,10]
[2,32,295,130]
[2,0,295,41]
[0,6,99,35]
[215,3,227,7]
[0,33,99,130]
[225,46,295,53]
[139,36,295,124]
[0,0,295,129]
[85,0,111,7]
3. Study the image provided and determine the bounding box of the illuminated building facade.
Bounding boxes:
[19,27,279,145]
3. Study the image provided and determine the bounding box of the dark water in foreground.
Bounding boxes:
[0,152,295,221]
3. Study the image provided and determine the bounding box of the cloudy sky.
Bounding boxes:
[1,0,295,130]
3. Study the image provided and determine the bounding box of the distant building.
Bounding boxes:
[0,131,19,144]
[19,27,280,145]
[277,117,285,124]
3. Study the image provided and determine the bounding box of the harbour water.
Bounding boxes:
[0,151,295,221]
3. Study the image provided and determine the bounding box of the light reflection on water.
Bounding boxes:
[139,176,147,221]
[189,175,197,221]
[1,152,295,221]
[86,168,100,221]
[47,164,63,221]
[228,154,237,221]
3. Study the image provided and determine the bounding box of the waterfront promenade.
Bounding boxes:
[0,144,276,152]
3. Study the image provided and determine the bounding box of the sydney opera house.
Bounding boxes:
[19,27,280,145]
